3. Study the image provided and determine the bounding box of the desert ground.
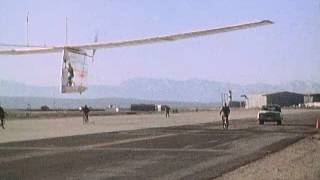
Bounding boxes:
[0,108,319,179]
[0,108,261,143]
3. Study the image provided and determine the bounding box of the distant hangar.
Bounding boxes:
[245,91,304,108]
[304,93,320,107]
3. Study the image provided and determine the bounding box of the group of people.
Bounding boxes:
[0,104,91,129]
[163,103,230,130]
[0,103,230,129]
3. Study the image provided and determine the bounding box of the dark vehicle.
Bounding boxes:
[40,105,50,111]
[257,104,282,125]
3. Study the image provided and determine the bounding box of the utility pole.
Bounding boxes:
[65,16,68,44]
[53,92,56,110]
[26,12,30,46]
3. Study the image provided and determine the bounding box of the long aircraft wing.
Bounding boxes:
[0,20,273,55]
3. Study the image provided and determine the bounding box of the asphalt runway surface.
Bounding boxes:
[0,111,318,180]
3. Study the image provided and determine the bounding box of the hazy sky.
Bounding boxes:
[0,0,319,86]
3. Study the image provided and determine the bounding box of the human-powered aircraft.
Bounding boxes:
[0,20,273,94]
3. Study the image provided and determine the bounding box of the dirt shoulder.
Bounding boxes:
[216,132,320,180]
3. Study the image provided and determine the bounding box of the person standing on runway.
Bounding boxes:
[165,105,170,118]
[82,105,90,124]
[0,105,6,129]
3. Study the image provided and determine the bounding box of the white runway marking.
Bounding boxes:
[92,147,226,153]
[0,146,226,153]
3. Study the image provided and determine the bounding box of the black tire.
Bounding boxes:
[277,120,282,125]
[259,120,264,125]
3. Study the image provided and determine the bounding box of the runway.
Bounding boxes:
[0,110,318,180]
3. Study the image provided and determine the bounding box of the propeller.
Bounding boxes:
[92,31,99,62]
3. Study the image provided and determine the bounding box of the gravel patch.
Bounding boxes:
[215,132,320,180]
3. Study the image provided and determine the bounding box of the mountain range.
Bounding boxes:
[1,78,319,108]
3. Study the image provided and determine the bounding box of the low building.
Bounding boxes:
[130,104,156,111]
[246,91,304,108]
[156,104,162,112]
[229,101,245,108]
[304,93,320,107]
[245,94,267,108]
